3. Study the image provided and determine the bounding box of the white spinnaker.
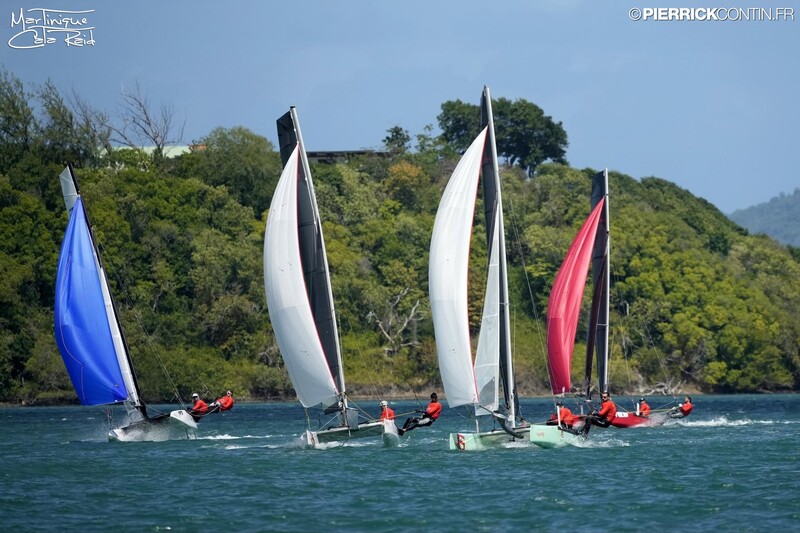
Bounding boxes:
[474,210,500,416]
[264,146,339,408]
[429,128,488,408]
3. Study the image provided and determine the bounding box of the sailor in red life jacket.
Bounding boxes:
[378,400,395,421]
[670,395,693,418]
[188,392,208,420]
[399,392,442,436]
[638,397,651,417]
[211,390,235,412]
[586,392,617,429]
[548,401,576,428]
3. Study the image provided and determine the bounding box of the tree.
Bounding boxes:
[0,68,35,173]
[178,127,281,217]
[437,96,568,175]
[383,126,411,156]
[112,80,184,161]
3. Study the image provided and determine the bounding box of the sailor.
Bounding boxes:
[638,397,651,416]
[586,392,617,429]
[378,400,395,421]
[188,392,208,418]
[399,392,442,436]
[558,401,579,428]
[210,390,235,412]
[670,395,693,418]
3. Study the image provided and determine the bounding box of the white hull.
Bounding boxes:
[529,424,585,449]
[108,409,197,442]
[450,427,531,450]
[303,419,399,448]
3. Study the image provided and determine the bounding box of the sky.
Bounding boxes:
[1,0,797,213]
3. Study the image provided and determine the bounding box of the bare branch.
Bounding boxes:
[111,80,184,151]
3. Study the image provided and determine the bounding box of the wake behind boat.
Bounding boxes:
[264,108,399,448]
[429,87,528,451]
[54,166,196,442]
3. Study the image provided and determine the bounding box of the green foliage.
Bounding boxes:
[438,97,568,175]
[0,79,798,405]
[177,126,281,218]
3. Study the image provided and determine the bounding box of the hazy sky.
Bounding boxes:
[2,0,797,213]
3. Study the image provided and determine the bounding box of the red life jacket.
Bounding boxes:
[217,395,234,411]
[379,407,395,420]
[639,402,651,416]
[680,401,693,416]
[425,401,442,420]
[599,399,617,421]
[192,399,208,414]
[558,407,576,426]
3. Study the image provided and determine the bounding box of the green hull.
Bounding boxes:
[529,424,585,448]
[450,427,530,450]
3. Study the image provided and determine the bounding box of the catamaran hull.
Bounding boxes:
[610,412,666,428]
[450,427,531,450]
[108,410,197,442]
[303,420,399,447]
[529,424,585,449]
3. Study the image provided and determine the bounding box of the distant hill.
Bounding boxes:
[729,189,800,247]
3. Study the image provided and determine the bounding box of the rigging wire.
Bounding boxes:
[507,196,548,367]
[97,238,188,410]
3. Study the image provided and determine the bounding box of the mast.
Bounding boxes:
[583,170,610,397]
[275,109,346,408]
[479,87,516,422]
[593,169,610,393]
[58,165,145,415]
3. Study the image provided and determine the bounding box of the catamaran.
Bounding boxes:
[529,169,610,448]
[264,108,399,447]
[430,87,528,450]
[54,166,197,442]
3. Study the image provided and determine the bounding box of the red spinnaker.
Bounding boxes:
[546,198,606,395]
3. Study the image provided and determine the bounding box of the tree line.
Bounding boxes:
[1,68,799,406]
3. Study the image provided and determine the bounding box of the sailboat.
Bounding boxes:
[54,166,197,442]
[429,87,527,451]
[529,169,610,448]
[264,107,399,447]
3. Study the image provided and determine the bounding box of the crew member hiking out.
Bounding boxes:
[399,392,441,436]
[209,390,235,413]
[669,396,693,419]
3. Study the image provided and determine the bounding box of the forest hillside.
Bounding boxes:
[2,70,799,405]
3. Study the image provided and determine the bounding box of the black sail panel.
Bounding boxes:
[276,111,297,167]
[590,170,610,394]
[276,109,344,393]
[480,88,516,415]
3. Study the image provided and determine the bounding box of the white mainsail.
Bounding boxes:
[429,127,489,408]
[474,212,501,416]
[263,145,339,409]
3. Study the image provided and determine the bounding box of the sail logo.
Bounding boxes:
[628,7,795,22]
[7,7,96,49]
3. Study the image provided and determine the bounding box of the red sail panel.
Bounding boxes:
[546,198,606,395]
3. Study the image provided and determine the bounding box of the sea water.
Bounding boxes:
[1,394,798,532]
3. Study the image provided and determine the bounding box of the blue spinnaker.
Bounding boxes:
[54,198,129,405]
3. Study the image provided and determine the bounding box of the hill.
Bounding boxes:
[1,72,798,404]
[729,189,800,247]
